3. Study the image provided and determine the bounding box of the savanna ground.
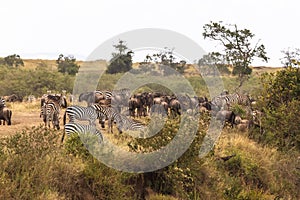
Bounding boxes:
[0,61,299,200]
[1,98,299,200]
[0,102,42,137]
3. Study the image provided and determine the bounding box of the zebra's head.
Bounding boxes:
[60,95,68,108]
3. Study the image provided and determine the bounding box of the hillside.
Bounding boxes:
[22,58,283,75]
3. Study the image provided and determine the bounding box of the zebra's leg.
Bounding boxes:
[108,118,113,133]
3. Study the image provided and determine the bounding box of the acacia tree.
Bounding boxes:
[1,54,24,67]
[56,54,80,75]
[203,21,269,89]
[198,52,230,76]
[146,47,186,74]
[107,40,133,74]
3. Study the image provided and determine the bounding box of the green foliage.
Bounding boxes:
[0,54,24,68]
[127,114,208,199]
[203,21,268,88]
[107,40,133,74]
[141,47,187,74]
[260,67,300,109]
[64,134,136,199]
[251,67,300,151]
[56,54,80,75]
[0,126,138,199]
[0,66,74,97]
[198,52,231,76]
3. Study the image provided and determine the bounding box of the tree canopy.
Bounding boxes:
[203,21,268,88]
[0,54,24,68]
[106,40,133,74]
[56,54,80,75]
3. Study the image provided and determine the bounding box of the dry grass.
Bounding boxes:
[0,102,43,137]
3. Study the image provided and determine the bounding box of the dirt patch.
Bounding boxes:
[0,109,64,137]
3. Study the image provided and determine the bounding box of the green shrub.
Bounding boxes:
[250,67,300,152]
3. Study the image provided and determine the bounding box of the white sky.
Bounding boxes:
[0,0,299,67]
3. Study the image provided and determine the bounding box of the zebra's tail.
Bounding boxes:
[63,109,67,125]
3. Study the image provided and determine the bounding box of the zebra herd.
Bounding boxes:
[1,88,257,144]
[39,89,145,143]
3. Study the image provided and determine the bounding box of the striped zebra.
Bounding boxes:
[92,104,144,134]
[117,113,145,132]
[63,105,106,128]
[41,93,67,109]
[92,104,122,133]
[62,123,103,144]
[96,90,113,100]
[42,100,60,130]
[211,93,252,111]
[0,97,6,108]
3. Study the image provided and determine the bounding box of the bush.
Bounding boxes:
[0,126,139,199]
[250,67,300,152]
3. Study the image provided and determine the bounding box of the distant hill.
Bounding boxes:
[22,59,284,76]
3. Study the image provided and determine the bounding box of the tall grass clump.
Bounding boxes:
[0,126,139,199]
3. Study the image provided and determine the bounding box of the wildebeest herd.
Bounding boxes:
[1,88,260,143]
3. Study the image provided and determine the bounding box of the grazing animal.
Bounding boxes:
[0,107,12,125]
[92,104,123,133]
[235,116,252,132]
[115,113,145,132]
[63,105,106,128]
[79,90,113,106]
[41,93,67,109]
[0,97,6,108]
[42,101,60,130]
[169,98,181,118]
[92,104,144,134]
[215,110,237,128]
[62,123,103,144]
[212,93,251,111]
[129,94,147,117]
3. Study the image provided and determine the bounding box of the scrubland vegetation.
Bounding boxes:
[0,59,299,199]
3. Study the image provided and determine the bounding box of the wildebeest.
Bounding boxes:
[0,107,12,125]
[215,110,236,128]
[169,97,181,118]
[3,94,22,102]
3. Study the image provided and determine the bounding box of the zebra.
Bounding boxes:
[116,113,145,132]
[211,93,252,111]
[0,97,6,108]
[41,93,67,109]
[62,123,103,144]
[92,104,144,134]
[42,100,60,130]
[96,90,113,100]
[92,104,122,133]
[63,105,106,128]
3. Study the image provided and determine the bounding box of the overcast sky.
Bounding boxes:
[0,0,299,67]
